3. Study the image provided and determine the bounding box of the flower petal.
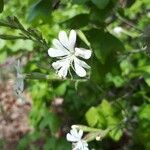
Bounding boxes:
[48,48,69,57]
[74,58,90,69]
[58,30,70,50]
[75,48,92,59]
[70,128,82,139]
[73,140,89,150]
[74,59,87,77]
[69,30,76,50]
[66,133,79,142]
[52,60,62,70]
[78,130,83,138]
[52,59,70,78]
[58,65,69,78]
[52,39,69,53]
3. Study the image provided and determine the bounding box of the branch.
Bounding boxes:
[0,16,49,49]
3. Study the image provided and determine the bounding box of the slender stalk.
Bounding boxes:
[116,13,143,33]
[25,73,88,82]
[124,48,146,56]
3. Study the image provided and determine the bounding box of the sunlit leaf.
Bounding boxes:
[109,128,123,141]
[85,107,106,128]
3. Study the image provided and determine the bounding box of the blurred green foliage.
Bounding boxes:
[0,0,150,149]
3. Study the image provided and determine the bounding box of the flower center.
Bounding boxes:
[69,53,76,60]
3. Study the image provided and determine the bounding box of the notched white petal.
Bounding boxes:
[74,61,86,77]
[66,133,78,142]
[78,130,83,138]
[75,48,92,59]
[48,48,69,57]
[70,128,79,138]
[52,61,62,70]
[52,39,69,53]
[52,59,70,78]
[69,30,76,50]
[74,58,90,69]
[58,65,68,78]
[58,30,70,49]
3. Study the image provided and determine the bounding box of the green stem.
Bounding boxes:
[25,73,88,82]
[124,48,146,56]
[116,13,143,33]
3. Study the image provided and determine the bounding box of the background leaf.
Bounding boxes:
[61,14,89,29]
[72,0,89,4]
[91,0,109,9]
[27,0,52,23]
[86,100,123,141]
[0,0,4,13]
[86,29,124,64]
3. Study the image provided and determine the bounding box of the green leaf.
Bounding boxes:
[143,72,150,87]
[120,59,133,76]
[85,107,100,127]
[91,0,109,9]
[106,73,125,87]
[0,0,4,13]
[135,104,150,149]
[138,104,150,120]
[72,0,88,4]
[142,26,150,54]
[77,30,91,47]
[0,50,7,62]
[39,112,60,134]
[61,14,89,29]
[86,29,124,64]
[0,20,10,27]
[89,3,115,22]
[86,100,123,141]
[0,34,27,40]
[44,138,71,150]
[85,107,106,128]
[12,16,25,30]
[27,0,52,23]
[0,17,25,29]
[54,81,68,96]
[97,99,114,116]
[86,29,124,84]
[97,100,123,141]
[137,66,150,86]
[17,132,42,149]
[109,128,123,141]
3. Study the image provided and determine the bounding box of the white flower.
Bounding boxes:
[66,127,89,150]
[67,127,83,142]
[48,30,92,78]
